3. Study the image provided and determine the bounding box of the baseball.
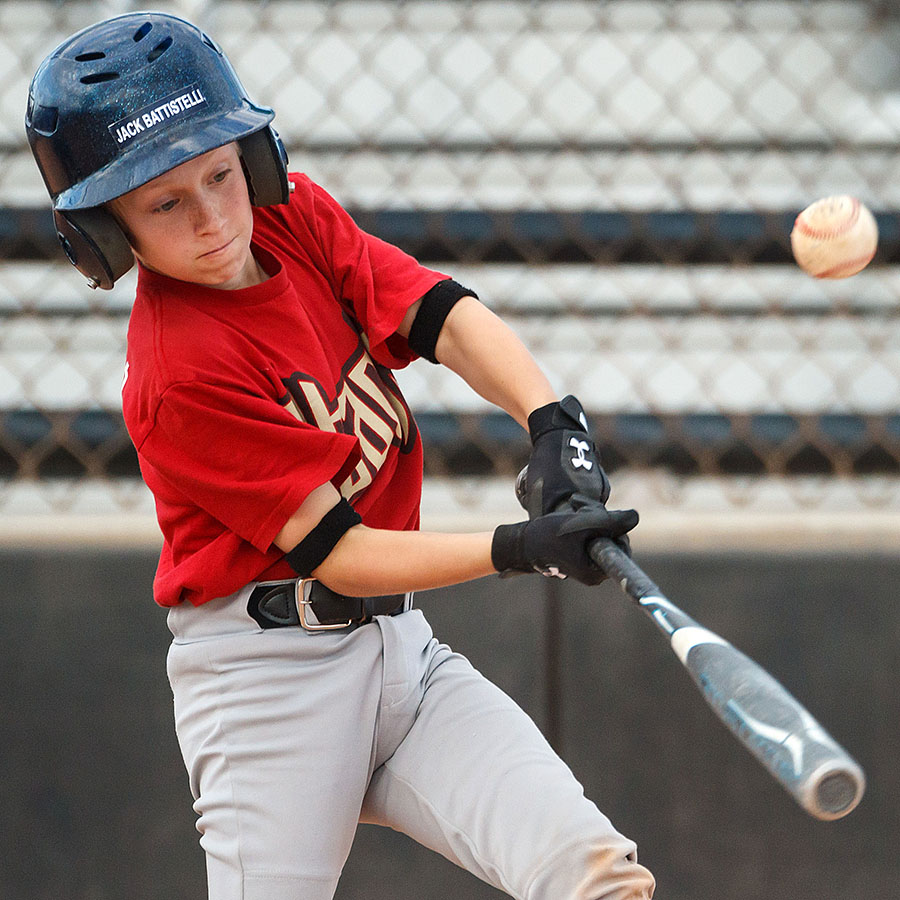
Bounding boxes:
[790,195,878,279]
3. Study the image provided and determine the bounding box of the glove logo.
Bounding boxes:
[568,437,593,471]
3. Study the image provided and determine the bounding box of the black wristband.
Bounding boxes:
[527,401,561,442]
[490,521,528,574]
[527,395,590,443]
[407,279,477,364]
[283,497,362,577]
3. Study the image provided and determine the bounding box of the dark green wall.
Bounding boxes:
[1,549,896,900]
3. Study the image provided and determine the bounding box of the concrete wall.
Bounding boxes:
[1,548,896,900]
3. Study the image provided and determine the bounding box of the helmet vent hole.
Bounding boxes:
[80,72,120,84]
[75,52,105,62]
[147,37,173,62]
[133,22,152,42]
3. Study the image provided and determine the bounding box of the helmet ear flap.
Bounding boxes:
[53,208,134,290]
[238,127,290,207]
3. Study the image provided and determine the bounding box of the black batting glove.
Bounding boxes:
[491,504,639,586]
[524,396,611,518]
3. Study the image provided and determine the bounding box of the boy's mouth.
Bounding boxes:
[199,237,235,259]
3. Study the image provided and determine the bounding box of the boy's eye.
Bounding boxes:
[212,168,231,184]
[156,198,178,213]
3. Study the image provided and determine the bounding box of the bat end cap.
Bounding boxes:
[811,768,866,820]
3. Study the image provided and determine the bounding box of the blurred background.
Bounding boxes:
[1,2,898,899]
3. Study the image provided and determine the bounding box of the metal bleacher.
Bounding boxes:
[1,0,899,544]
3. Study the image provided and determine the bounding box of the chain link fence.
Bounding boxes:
[2,0,899,537]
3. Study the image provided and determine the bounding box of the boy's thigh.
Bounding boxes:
[361,648,654,899]
[170,625,387,900]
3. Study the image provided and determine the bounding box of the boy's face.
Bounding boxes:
[109,143,262,290]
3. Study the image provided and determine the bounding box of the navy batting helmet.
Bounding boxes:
[25,11,290,288]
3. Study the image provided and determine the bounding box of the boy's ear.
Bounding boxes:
[238,127,290,207]
[53,208,134,290]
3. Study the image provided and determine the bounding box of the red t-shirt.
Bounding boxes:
[122,173,447,607]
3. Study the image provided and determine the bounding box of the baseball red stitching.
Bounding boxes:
[793,196,860,241]
[814,249,876,278]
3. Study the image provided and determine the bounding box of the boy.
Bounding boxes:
[27,12,654,900]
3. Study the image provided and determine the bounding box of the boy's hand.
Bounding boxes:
[491,504,639,585]
[524,395,611,516]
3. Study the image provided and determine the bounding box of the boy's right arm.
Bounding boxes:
[273,483,496,596]
[273,483,637,598]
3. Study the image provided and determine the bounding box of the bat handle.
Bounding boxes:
[589,537,660,603]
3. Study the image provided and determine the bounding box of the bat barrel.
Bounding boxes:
[686,630,866,821]
[590,537,866,821]
[515,474,865,820]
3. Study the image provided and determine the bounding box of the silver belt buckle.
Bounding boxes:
[295,579,355,632]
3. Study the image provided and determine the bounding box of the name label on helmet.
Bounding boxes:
[108,83,208,148]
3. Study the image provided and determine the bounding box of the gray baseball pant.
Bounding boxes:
[166,585,656,900]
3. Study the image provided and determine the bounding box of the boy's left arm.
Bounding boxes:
[402,294,555,429]
[400,294,615,517]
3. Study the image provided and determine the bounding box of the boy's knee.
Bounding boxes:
[527,840,655,900]
[577,845,655,900]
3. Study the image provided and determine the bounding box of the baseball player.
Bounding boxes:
[27,12,655,900]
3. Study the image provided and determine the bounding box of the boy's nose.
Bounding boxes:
[193,196,224,233]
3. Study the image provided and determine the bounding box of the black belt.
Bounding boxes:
[247,579,413,632]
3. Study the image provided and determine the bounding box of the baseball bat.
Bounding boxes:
[515,468,865,820]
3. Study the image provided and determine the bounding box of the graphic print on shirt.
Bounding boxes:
[279,339,417,501]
